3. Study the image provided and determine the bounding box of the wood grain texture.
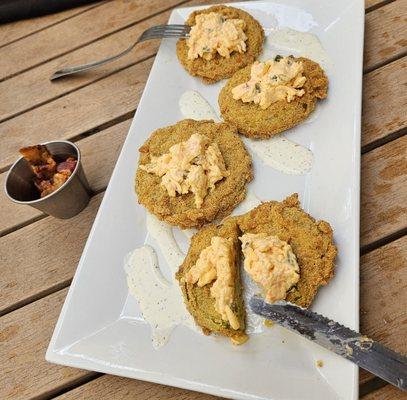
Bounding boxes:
[362,384,407,399]
[0,118,131,237]
[56,374,224,400]
[361,135,407,247]
[0,2,103,48]
[0,288,94,400]
[0,57,153,170]
[1,235,405,400]
[0,0,396,81]
[0,193,103,314]
[1,112,406,314]
[0,15,162,122]
[364,0,407,71]
[0,1,406,399]
[0,0,226,123]
[362,57,407,147]
[365,0,395,11]
[0,0,183,81]
[1,52,405,172]
[2,112,406,244]
[359,236,407,384]
[0,0,404,123]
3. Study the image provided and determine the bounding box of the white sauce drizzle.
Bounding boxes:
[179,90,313,175]
[265,28,332,70]
[243,136,313,175]
[124,245,195,349]
[146,213,185,270]
[179,90,220,121]
[124,213,199,349]
[181,228,197,240]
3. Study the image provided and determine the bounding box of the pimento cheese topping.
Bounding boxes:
[232,56,307,109]
[240,233,300,303]
[187,12,247,60]
[186,236,240,330]
[140,133,229,208]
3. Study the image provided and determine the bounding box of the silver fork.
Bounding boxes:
[50,24,190,81]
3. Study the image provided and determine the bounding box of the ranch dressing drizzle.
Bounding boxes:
[124,245,195,349]
[146,212,185,270]
[179,90,313,175]
[179,90,220,121]
[243,136,313,175]
[265,28,332,70]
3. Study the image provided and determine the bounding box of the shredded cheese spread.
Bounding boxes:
[140,133,228,208]
[232,56,306,109]
[187,12,247,60]
[240,233,300,302]
[186,236,240,329]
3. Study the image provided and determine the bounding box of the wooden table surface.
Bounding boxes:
[0,0,406,399]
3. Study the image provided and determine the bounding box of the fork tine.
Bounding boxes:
[140,25,190,40]
[148,24,189,29]
[144,25,190,33]
[141,33,190,41]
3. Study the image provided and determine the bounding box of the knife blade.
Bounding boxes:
[249,296,407,392]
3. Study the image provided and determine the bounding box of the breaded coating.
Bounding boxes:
[176,218,246,340]
[219,57,328,138]
[236,194,336,307]
[135,119,253,229]
[176,6,264,84]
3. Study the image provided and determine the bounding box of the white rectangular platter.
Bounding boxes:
[47,1,364,399]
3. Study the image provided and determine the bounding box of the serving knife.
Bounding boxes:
[250,296,407,392]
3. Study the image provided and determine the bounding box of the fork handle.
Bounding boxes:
[50,41,138,81]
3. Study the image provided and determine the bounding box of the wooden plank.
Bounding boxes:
[365,0,394,11]
[362,384,407,399]
[0,287,95,400]
[1,97,405,246]
[0,0,224,122]
[1,54,406,173]
[364,0,407,71]
[0,16,161,122]
[362,56,407,147]
[0,118,131,237]
[361,135,407,247]
[1,108,405,247]
[0,2,103,48]
[56,375,223,400]
[359,235,407,385]
[0,56,153,170]
[0,0,183,81]
[0,0,404,123]
[0,288,221,400]
[1,238,405,400]
[0,0,399,81]
[0,193,103,315]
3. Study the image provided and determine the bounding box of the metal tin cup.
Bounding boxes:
[4,140,91,219]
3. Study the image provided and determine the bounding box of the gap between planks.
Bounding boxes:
[34,373,102,400]
[0,0,192,83]
[0,1,107,49]
[0,119,405,318]
[0,34,405,172]
[365,0,398,12]
[4,234,403,399]
[0,1,405,397]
